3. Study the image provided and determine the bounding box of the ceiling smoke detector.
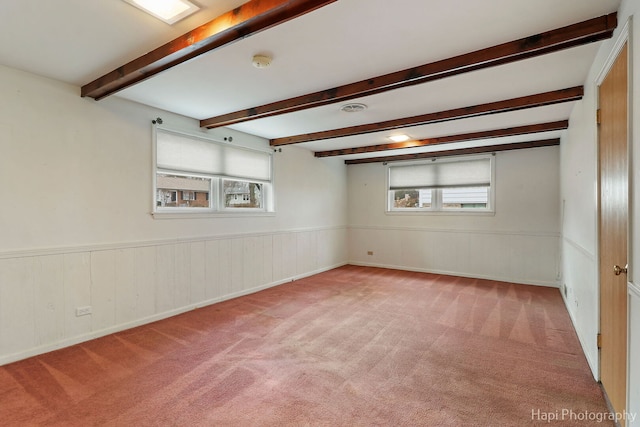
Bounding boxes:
[252,54,272,69]
[340,103,367,113]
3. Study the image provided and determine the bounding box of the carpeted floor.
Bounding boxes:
[0,265,613,426]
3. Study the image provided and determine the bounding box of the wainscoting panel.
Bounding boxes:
[0,227,347,365]
[34,255,65,348]
[188,241,206,306]
[90,250,117,331]
[64,252,92,339]
[348,226,559,287]
[0,258,37,357]
[560,237,598,377]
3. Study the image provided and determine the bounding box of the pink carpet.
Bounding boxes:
[0,266,612,426]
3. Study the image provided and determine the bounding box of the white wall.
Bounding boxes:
[560,84,600,374]
[560,0,639,420]
[0,65,348,365]
[347,147,561,286]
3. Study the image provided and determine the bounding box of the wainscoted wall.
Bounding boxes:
[560,236,599,373]
[349,226,559,286]
[347,146,561,288]
[0,227,346,365]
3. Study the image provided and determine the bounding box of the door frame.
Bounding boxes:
[594,16,632,416]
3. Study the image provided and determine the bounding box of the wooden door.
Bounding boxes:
[598,42,628,424]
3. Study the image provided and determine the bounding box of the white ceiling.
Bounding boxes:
[0,0,621,161]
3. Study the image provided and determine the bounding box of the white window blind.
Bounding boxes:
[157,131,222,174]
[156,130,271,181]
[389,158,491,190]
[222,145,271,181]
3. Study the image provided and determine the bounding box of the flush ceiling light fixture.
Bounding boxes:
[388,134,411,143]
[340,103,367,113]
[122,0,200,25]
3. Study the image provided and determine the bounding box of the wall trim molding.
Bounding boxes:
[349,225,559,238]
[0,261,347,367]
[349,261,559,288]
[0,225,348,260]
[595,16,631,86]
[562,235,596,261]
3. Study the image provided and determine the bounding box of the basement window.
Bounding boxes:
[387,156,494,213]
[153,128,273,217]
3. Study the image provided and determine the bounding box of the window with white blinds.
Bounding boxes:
[156,130,271,181]
[154,128,273,214]
[389,158,491,190]
[387,156,494,212]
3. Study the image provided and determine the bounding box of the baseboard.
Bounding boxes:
[349,261,559,288]
[0,261,347,367]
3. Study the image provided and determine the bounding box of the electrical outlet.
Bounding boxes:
[76,306,92,317]
[367,251,374,256]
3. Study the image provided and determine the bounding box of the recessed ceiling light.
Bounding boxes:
[122,0,200,25]
[340,103,367,113]
[389,134,410,143]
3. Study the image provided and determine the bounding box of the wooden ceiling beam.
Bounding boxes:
[270,86,583,146]
[314,120,568,158]
[344,138,561,165]
[81,0,337,100]
[201,13,616,128]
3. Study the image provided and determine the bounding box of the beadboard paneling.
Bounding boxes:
[349,226,559,287]
[0,227,347,365]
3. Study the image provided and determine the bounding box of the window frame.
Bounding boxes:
[152,126,274,218]
[386,154,496,215]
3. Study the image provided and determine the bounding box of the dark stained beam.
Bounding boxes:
[271,86,583,146]
[201,13,616,128]
[344,138,561,165]
[314,120,568,157]
[81,0,337,100]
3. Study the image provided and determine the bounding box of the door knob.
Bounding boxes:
[613,264,628,276]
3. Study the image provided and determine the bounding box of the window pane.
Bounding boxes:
[393,189,432,208]
[156,174,211,208]
[223,180,263,209]
[442,187,488,209]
